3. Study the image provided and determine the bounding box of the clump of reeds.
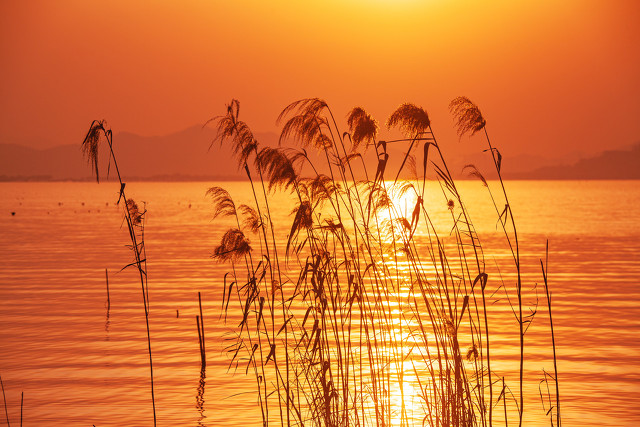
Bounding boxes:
[81,121,157,426]
[206,96,561,427]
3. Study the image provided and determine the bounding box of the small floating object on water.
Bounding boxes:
[176,309,180,318]
[11,211,15,216]
[58,202,63,206]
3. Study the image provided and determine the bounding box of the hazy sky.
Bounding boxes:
[1,0,639,159]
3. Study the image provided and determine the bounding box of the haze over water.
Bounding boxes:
[0,180,639,426]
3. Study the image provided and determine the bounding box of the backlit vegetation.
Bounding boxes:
[81,97,560,427]
[206,97,561,427]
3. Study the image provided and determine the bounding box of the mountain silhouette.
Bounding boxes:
[1,126,638,181]
[0,125,279,181]
[504,143,640,179]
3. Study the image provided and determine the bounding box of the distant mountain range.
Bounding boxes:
[0,125,264,182]
[1,125,638,181]
[504,143,640,179]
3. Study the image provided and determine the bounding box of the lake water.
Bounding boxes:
[0,180,639,426]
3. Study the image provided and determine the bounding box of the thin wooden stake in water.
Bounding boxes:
[20,392,22,427]
[197,292,206,367]
[197,315,203,361]
[198,292,205,358]
[0,374,10,427]
[196,315,206,368]
[105,268,110,310]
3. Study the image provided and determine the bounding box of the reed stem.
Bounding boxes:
[541,241,560,427]
[0,375,9,427]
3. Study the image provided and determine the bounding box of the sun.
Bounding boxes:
[351,0,439,6]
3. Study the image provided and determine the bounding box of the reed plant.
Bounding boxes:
[81,121,157,426]
[207,97,561,427]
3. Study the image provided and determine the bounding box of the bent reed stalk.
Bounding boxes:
[81,121,157,427]
[207,98,560,426]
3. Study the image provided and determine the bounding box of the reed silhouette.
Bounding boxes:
[0,374,23,427]
[206,97,561,427]
[81,121,157,426]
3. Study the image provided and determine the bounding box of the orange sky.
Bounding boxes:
[1,0,639,160]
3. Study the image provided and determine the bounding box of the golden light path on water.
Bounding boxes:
[0,181,639,426]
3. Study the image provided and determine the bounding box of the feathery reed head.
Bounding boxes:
[449,96,486,139]
[239,204,262,233]
[206,186,237,219]
[81,120,107,182]
[447,199,455,210]
[277,98,333,149]
[255,147,299,192]
[207,99,258,166]
[212,228,251,262]
[299,174,338,207]
[462,164,488,187]
[387,103,430,136]
[347,107,378,151]
[126,198,143,224]
[286,200,313,255]
[278,98,328,123]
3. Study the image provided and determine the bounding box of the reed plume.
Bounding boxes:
[81,120,104,182]
[277,98,334,149]
[212,228,252,262]
[255,147,299,192]
[206,186,237,219]
[387,103,430,136]
[239,204,262,233]
[449,96,486,139]
[347,107,378,151]
[206,99,258,165]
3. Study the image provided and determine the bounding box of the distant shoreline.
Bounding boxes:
[2,175,639,182]
[0,174,244,183]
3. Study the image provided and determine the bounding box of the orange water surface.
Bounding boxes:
[0,181,638,426]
